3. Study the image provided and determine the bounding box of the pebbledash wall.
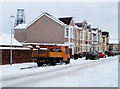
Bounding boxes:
[1,48,32,65]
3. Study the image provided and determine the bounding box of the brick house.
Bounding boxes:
[101,31,109,51]
[14,12,75,56]
[75,21,92,53]
[91,28,103,52]
[59,17,75,54]
[98,29,103,52]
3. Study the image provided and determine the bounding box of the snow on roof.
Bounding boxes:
[17,8,24,10]
[92,30,97,34]
[14,12,67,29]
[14,24,28,29]
[0,33,23,46]
[22,43,69,46]
[0,47,29,50]
[102,30,108,32]
[109,40,119,44]
[75,25,83,30]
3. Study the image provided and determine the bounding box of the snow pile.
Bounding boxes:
[1,56,118,87]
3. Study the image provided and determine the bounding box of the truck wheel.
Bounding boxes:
[98,57,99,60]
[59,60,64,65]
[50,58,56,66]
[37,62,43,67]
[94,57,97,60]
[65,58,70,64]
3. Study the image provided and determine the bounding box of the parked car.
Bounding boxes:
[113,51,117,56]
[116,51,120,55]
[98,52,106,58]
[85,51,99,60]
[105,51,108,55]
[78,52,84,58]
[107,51,115,56]
[74,53,78,60]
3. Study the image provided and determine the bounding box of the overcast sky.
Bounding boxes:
[1,1,118,40]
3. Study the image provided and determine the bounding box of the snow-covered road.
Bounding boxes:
[1,56,118,87]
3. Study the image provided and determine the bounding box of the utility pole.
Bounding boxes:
[9,15,15,65]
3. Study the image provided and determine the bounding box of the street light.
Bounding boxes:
[9,15,15,65]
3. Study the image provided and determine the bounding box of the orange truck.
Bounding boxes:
[31,44,70,67]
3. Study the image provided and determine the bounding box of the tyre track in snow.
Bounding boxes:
[2,56,118,87]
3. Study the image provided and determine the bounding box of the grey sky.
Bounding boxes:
[2,2,118,40]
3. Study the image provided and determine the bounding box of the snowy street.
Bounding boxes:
[1,56,118,87]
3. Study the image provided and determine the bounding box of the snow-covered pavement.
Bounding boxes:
[0,56,118,87]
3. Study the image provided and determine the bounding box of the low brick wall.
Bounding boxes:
[1,49,32,65]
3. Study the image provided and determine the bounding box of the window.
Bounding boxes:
[80,31,83,39]
[76,30,79,39]
[80,46,82,51]
[64,49,68,54]
[84,32,86,40]
[86,32,88,40]
[70,28,73,37]
[103,37,105,42]
[73,30,75,38]
[66,28,69,37]
[88,32,90,40]
[49,49,55,52]
[56,48,62,52]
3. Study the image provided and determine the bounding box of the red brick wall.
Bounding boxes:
[1,49,32,65]
[2,49,10,64]
[0,49,2,65]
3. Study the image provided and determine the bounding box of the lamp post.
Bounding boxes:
[9,15,14,65]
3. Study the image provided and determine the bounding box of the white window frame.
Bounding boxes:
[80,31,83,40]
[70,28,73,38]
[65,28,69,38]
[70,26,74,39]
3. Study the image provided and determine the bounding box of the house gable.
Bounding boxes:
[27,13,66,29]
[26,15,65,43]
[70,18,75,26]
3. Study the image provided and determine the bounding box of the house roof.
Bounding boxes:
[102,31,109,37]
[75,25,83,30]
[59,17,73,25]
[0,33,23,47]
[0,47,30,50]
[75,23,83,27]
[15,24,27,29]
[22,43,70,47]
[15,12,67,29]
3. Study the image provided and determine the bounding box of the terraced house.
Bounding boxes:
[14,12,109,57]
[92,28,103,52]
[75,21,92,53]
[101,31,109,51]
